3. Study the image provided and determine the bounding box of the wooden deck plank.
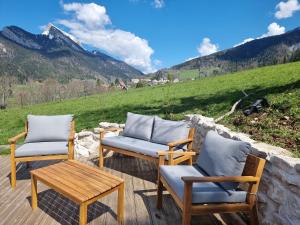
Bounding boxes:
[120,156,138,225]
[131,158,152,225]
[0,155,243,225]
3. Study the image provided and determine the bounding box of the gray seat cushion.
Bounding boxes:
[196,130,251,190]
[160,165,247,204]
[101,136,183,158]
[25,115,73,143]
[15,142,69,157]
[123,112,154,141]
[151,117,190,145]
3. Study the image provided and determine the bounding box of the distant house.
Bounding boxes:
[131,79,140,84]
[151,79,159,85]
[141,78,151,83]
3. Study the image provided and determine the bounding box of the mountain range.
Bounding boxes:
[162,27,300,78]
[1,25,300,83]
[0,24,143,83]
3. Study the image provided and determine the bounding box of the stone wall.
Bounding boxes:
[185,114,300,225]
[74,122,124,158]
[74,115,300,225]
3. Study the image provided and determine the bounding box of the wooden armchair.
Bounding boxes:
[157,131,266,225]
[8,115,75,189]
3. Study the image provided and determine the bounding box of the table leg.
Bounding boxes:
[31,174,38,209]
[80,203,87,225]
[117,182,125,223]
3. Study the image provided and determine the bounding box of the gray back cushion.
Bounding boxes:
[25,115,73,143]
[123,112,154,141]
[151,117,190,145]
[196,130,251,190]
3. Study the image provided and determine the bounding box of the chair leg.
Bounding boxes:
[182,182,192,225]
[11,160,16,189]
[249,204,259,225]
[99,145,104,168]
[182,212,191,225]
[157,179,163,209]
[69,140,74,160]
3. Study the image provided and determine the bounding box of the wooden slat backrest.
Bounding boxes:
[242,154,266,205]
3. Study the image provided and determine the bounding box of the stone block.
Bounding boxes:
[266,179,286,204]
[99,122,120,128]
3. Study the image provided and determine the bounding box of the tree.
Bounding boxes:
[290,49,300,62]
[115,78,120,86]
[167,73,174,82]
[96,78,103,87]
[136,81,145,88]
[0,76,16,109]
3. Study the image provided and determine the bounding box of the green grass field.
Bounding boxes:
[0,62,299,156]
[174,67,221,80]
[175,69,199,80]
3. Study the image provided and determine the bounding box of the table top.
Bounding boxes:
[30,160,124,203]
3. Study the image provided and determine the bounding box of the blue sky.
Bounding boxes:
[0,0,300,73]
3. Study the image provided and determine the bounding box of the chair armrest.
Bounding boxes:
[157,151,196,156]
[181,176,259,184]
[168,138,193,148]
[8,132,27,144]
[157,151,196,166]
[99,127,123,134]
[99,127,123,140]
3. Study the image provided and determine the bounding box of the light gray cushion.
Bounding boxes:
[123,112,154,141]
[196,130,251,190]
[25,115,73,143]
[151,117,190,145]
[160,165,247,204]
[15,142,68,157]
[101,136,183,158]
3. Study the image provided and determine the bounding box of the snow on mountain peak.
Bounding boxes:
[42,23,81,46]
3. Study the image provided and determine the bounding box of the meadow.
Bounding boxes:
[0,62,299,155]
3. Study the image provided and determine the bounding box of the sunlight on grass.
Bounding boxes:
[0,62,299,155]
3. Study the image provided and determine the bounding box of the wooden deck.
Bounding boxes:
[0,155,247,225]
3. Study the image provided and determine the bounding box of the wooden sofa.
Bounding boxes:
[8,115,75,189]
[99,112,195,169]
[157,130,266,225]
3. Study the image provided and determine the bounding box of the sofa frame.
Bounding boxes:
[8,120,75,189]
[99,127,195,168]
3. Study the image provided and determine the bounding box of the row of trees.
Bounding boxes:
[0,76,16,109]
[0,77,111,108]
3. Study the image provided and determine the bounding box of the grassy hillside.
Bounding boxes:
[0,62,299,155]
[175,69,199,80]
[170,68,220,80]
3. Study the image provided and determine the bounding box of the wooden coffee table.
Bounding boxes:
[30,160,124,225]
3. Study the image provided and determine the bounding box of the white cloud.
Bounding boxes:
[57,2,155,73]
[63,3,111,29]
[197,38,218,56]
[153,0,165,8]
[275,0,300,19]
[234,23,285,47]
[260,22,286,38]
